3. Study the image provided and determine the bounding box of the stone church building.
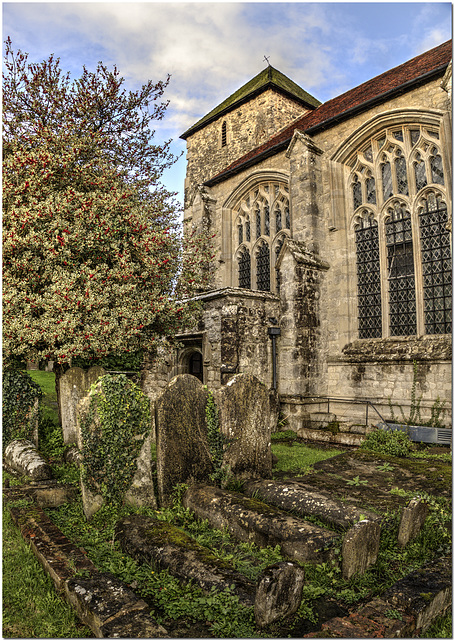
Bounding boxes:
[144,40,452,434]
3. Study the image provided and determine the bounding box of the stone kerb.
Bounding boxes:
[59,366,105,445]
[155,375,212,507]
[216,373,272,481]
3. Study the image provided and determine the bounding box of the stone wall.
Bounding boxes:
[184,88,307,201]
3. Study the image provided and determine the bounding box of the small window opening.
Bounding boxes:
[221,121,227,147]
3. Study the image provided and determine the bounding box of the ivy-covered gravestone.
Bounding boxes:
[155,375,212,507]
[76,374,153,519]
[2,370,42,449]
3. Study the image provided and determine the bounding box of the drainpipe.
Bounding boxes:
[268,326,281,391]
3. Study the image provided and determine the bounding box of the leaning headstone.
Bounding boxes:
[254,561,305,627]
[124,433,157,509]
[342,519,381,580]
[4,439,53,481]
[216,373,272,481]
[398,497,429,547]
[155,375,212,507]
[59,366,105,445]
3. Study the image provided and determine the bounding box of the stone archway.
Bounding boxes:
[188,351,203,382]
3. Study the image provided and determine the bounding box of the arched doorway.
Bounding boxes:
[188,351,203,382]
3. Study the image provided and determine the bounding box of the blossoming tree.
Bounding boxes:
[3,38,212,370]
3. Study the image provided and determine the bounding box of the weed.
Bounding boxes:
[346,476,368,486]
[385,608,403,620]
[376,462,395,472]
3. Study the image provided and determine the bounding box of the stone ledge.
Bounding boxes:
[297,427,365,446]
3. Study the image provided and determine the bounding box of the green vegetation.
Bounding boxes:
[4,378,451,638]
[2,503,90,638]
[80,374,151,504]
[271,441,341,475]
[360,428,415,457]
[2,370,42,449]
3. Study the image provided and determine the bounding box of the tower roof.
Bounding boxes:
[205,39,452,186]
[180,65,321,140]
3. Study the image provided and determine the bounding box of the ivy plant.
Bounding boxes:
[2,370,42,449]
[80,374,151,504]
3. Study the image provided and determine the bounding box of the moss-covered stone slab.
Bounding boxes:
[244,479,380,529]
[156,375,212,506]
[183,483,339,564]
[115,514,255,605]
[217,373,272,481]
[65,573,167,638]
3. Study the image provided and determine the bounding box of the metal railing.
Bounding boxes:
[302,396,390,427]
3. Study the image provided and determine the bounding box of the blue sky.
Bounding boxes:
[3,2,452,207]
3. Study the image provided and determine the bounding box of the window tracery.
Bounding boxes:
[233,180,290,292]
[350,124,451,337]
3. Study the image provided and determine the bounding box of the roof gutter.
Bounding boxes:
[204,63,449,187]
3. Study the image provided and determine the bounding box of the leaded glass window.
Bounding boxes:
[414,157,427,191]
[350,124,449,339]
[382,162,393,200]
[238,248,251,289]
[355,216,382,338]
[256,243,270,291]
[386,206,416,336]
[264,205,270,236]
[395,155,408,195]
[353,176,362,209]
[245,219,251,242]
[430,151,444,185]
[275,204,282,232]
[366,176,376,204]
[221,121,227,147]
[419,195,452,334]
[232,180,290,293]
[255,207,261,240]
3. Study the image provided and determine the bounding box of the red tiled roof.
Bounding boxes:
[205,40,452,187]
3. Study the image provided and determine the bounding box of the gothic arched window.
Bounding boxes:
[233,180,290,293]
[350,124,451,338]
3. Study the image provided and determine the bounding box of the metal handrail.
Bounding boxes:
[301,395,390,427]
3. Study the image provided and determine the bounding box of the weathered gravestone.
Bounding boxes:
[60,366,105,445]
[216,373,272,481]
[155,375,212,507]
[76,376,155,520]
